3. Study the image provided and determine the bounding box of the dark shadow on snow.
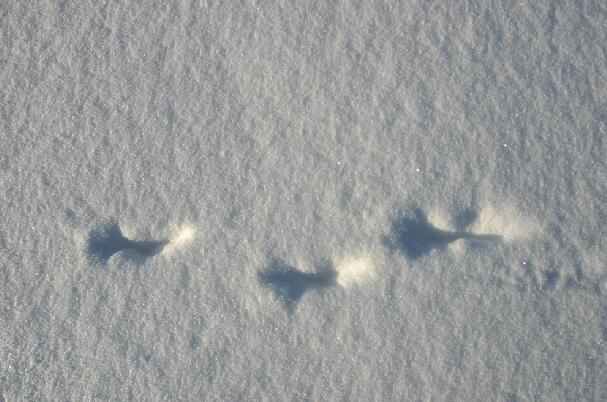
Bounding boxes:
[88,223,169,263]
[387,208,502,259]
[258,258,337,308]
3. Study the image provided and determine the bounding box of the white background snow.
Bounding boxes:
[1,1,605,401]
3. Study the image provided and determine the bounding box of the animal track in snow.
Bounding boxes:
[259,259,337,308]
[88,223,195,263]
[387,208,502,259]
[259,255,375,308]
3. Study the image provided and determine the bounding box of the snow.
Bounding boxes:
[1,1,606,401]
[335,254,375,288]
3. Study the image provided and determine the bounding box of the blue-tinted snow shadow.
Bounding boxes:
[258,258,337,309]
[386,208,503,260]
[88,223,169,264]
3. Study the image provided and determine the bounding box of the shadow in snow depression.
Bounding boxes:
[387,208,502,259]
[259,259,337,308]
[88,223,169,263]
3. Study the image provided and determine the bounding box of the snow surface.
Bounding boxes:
[1,1,606,401]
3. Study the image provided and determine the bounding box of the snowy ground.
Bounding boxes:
[1,1,606,401]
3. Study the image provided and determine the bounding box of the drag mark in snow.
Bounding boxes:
[386,208,502,259]
[471,205,538,241]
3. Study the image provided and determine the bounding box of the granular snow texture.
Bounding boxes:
[1,1,605,401]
